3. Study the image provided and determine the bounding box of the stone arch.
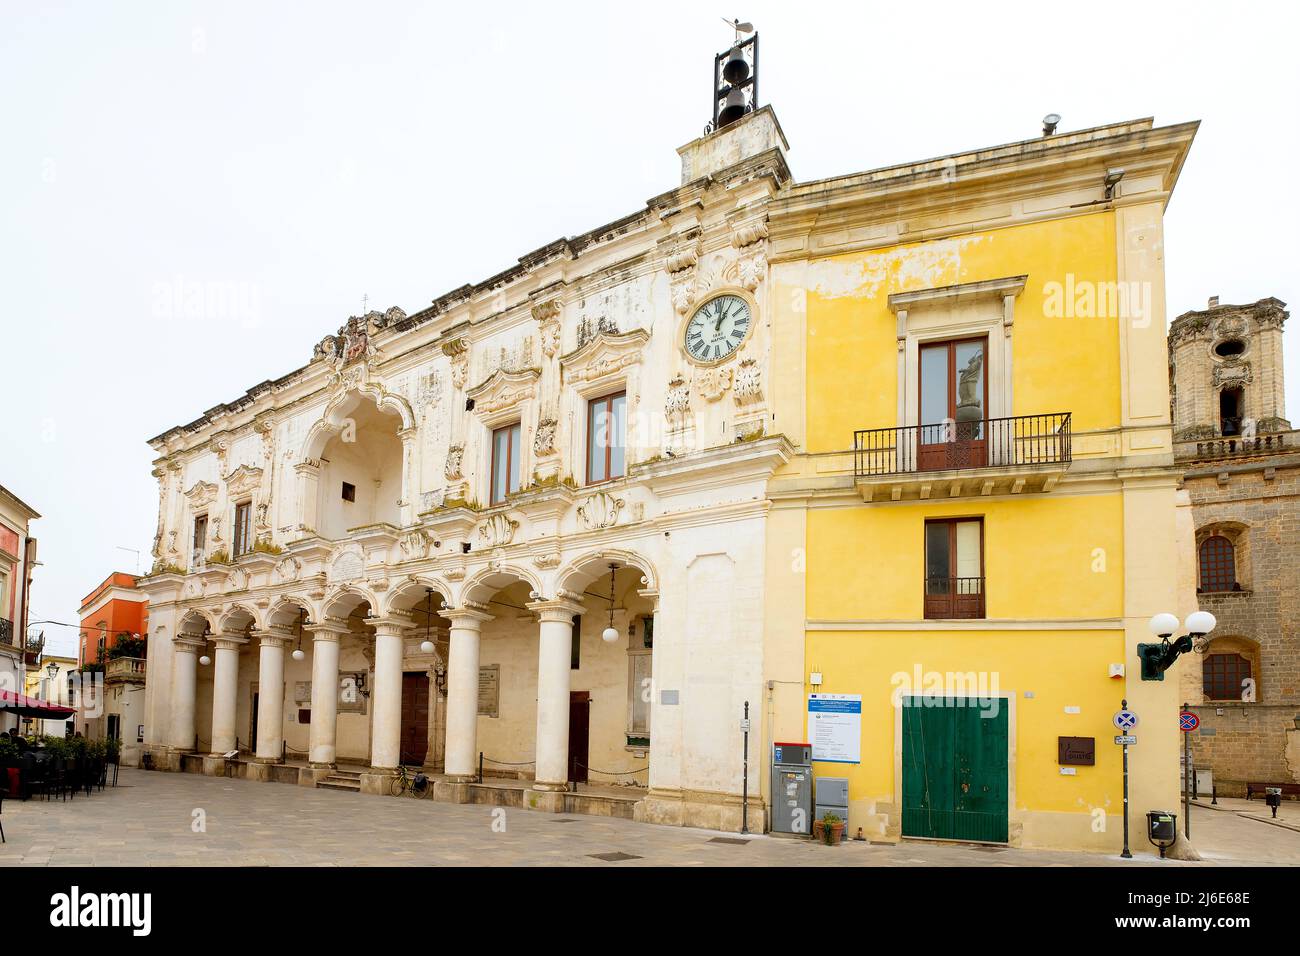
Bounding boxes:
[1194,520,1250,591]
[268,595,319,629]
[301,385,415,464]
[1199,634,1262,702]
[384,575,455,618]
[321,583,380,620]
[556,547,659,598]
[178,608,216,639]
[217,603,261,634]
[458,563,545,608]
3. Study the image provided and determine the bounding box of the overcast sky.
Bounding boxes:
[2,1,1296,656]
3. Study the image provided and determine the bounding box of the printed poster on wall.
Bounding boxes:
[808,693,862,764]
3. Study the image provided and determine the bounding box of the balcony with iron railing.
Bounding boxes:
[924,577,986,620]
[853,412,1072,501]
[0,618,14,649]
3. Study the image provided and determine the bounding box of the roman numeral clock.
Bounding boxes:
[683,293,753,365]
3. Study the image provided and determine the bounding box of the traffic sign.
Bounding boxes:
[1179,711,1200,732]
[1113,709,1139,731]
[1114,735,1137,745]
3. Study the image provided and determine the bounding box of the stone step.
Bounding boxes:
[318,777,362,792]
[329,769,363,779]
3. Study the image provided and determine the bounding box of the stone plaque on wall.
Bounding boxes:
[294,681,312,703]
[478,665,499,718]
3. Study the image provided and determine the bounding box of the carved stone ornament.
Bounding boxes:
[273,556,301,584]
[533,552,561,570]
[328,544,365,583]
[478,513,519,549]
[665,373,691,425]
[671,275,698,316]
[227,567,249,592]
[560,329,650,387]
[576,492,624,531]
[737,251,767,292]
[731,220,769,249]
[442,338,470,390]
[444,443,465,481]
[532,300,563,358]
[184,480,218,510]
[1213,361,1252,389]
[399,530,429,560]
[733,357,764,407]
[533,417,558,456]
[225,464,264,499]
[467,367,540,418]
[665,242,701,274]
[698,365,733,402]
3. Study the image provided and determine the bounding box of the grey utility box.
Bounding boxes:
[815,776,849,824]
[771,742,813,834]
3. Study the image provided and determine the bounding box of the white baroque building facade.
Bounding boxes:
[140,110,792,830]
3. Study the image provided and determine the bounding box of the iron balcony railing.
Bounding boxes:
[0,618,13,648]
[854,412,1072,478]
[924,577,986,620]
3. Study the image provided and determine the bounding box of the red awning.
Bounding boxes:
[0,689,75,719]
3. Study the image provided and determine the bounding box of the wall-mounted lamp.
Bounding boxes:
[1042,113,1061,136]
[1104,167,1125,199]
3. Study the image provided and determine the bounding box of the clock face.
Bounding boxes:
[684,294,752,364]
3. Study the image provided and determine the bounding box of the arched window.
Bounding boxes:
[1198,535,1236,592]
[1203,652,1252,702]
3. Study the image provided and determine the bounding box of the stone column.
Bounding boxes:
[209,634,246,755]
[255,628,291,763]
[443,607,492,781]
[370,612,412,771]
[306,618,348,768]
[169,636,204,752]
[529,599,585,790]
[294,460,322,534]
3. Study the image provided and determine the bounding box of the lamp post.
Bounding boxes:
[1138,611,1217,680]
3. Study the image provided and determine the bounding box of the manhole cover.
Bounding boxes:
[708,837,750,845]
[588,851,642,862]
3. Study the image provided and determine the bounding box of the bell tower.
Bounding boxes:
[676,21,789,185]
[1168,296,1290,439]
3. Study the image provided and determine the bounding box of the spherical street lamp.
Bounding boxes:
[1147,612,1180,637]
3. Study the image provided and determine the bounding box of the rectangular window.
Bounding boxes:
[491,423,522,504]
[341,481,356,502]
[919,337,988,471]
[233,500,253,556]
[586,391,627,485]
[924,518,984,619]
[570,614,581,670]
[1203,653,1251,701]
[192,514,207,564]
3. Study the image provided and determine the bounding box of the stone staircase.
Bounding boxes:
[316,769,363,793]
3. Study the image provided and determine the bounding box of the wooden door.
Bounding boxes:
[918,338,988,471]
[568,691,590,784]
[902,697,1008,843]
[249,691,259,754]
[400,672,430,766]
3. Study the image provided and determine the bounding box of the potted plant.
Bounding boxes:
[813,812,846,846]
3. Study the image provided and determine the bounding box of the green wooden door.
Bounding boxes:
[902,697,1008,843]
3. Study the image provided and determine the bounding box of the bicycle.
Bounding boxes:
[389,764,432,799]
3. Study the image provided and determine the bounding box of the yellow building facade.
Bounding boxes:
[760,117,1201,852]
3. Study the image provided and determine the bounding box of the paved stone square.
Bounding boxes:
[1,769,1297,867]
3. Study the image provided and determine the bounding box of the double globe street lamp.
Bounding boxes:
[1139,610,1217,680]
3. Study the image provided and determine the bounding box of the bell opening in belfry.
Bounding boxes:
[712,19,758,132]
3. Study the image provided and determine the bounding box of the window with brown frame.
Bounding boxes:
[1203,652,1251,701]
[923,518,985,619]
[490,423,522,504]
[1198,535,1236,592]
[586,391,627,484]
[192,514,207,556]
[233,500,253,556]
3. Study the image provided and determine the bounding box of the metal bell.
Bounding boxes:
[718,87,747,127]
[722,47,749,85]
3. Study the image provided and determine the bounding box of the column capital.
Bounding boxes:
[304,617,351,642]
[527,598,585,624]
[174,636,205,654]
[443,606,494,629]
[213,633,249,651]
[371,610,413,637]
[259,626,293,649]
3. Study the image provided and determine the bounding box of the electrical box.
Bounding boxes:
[771,741,813,835]
[814,775,849,825]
